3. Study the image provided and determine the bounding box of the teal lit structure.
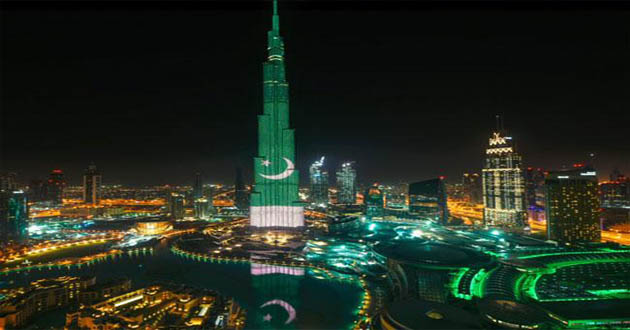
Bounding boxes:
[250,0,304,228]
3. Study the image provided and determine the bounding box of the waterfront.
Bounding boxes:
[0,240,363,329]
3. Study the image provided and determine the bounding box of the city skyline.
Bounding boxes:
[2,1,629,186]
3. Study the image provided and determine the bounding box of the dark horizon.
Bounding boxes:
[2,1,629,186]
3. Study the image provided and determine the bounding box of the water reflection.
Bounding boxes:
[251,263,303,328]
[1,243,362,329]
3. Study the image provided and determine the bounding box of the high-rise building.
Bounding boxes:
[250,0,304,229]
[47,169,66,206]
[545,166,601,243]
[193,172,203,200]
[0,190,28,243]
[364,183,384,219]
[309,157,329,206]
[336,162,357,204]
[234,167,249,211]
[0,171,18,192]
[525,167,546,222]
[462,173,482,204]
[600,171,630,209]
[168,193,185,220]
[482,123,526,228]
[194,198,214,220]
[83,164,102,205]
[408,178,448,224]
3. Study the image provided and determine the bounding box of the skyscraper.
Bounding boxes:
[545,166,601,243]
[193,172,203,200]
[409,178,448,224]
[0,190,28,243]
[47,169,65,206]
[168,192,185,220]
[83,163,102,205]
[235,167,249,211]
[336,162,357,204]
[482,121,526,228]
[250,0,304,229]
[309,157,329,206]
[194,198,213,220]
[364,183,384,219]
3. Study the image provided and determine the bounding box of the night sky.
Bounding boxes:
[2,1,629,186]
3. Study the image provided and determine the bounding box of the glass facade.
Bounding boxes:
[482,131,526,228]
[545,167,601,242]
[408,178,448,224]
[0,190,29,243]
[336,162,357,204]
[83,164,102,205]
[309,157,329,206]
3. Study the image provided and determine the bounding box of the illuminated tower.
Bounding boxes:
[482,118,526,228]
[309,157,329,206]
[336,162,357,204]
[545,166,600,242]
[250,0,304,229]
[83,163,102,205]
[0,190,28,243]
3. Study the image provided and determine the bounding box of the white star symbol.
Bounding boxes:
[261,160,271,167]
[263,313,272,322]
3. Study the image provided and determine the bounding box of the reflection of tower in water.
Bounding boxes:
[250,262,304,328]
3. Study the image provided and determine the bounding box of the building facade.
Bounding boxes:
[336,162,357,204]
[309,156,329,206]
[408,178,448,224]
[0,190,28,243]
[250,0,304,229]
[482,131,526,228]
[462,173,482,204]
[47,169,65,206]
[83,164,102,205]
[193,172,203,200]
[364,183,384,219]
[545,166,601,243]
[168,193,185,220]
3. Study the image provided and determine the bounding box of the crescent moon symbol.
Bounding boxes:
[260,157,294,180]
[260,299,296,324]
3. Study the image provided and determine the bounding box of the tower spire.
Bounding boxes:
[272,0,280,32]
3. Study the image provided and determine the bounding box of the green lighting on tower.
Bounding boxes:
[250,0,304,228]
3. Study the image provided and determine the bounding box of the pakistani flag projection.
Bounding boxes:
[250,0,304,229]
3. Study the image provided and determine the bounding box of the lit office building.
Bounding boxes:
[309,156,329,206]
[0,190,28,243]
[47,169,65,206]
[336,162,357,204]
[408,178,448,224]
[600,171,629,209]
[364,183,384,219]
[168,193,185,220]
[194,198,214,220]
[83,163,102,205]
[482,128,526,228]
[249,0,304,229]
[525,167,546,222]
[545,166,600,243]
[462,173,482,204]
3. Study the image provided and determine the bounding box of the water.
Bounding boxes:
[2,240,363,329]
